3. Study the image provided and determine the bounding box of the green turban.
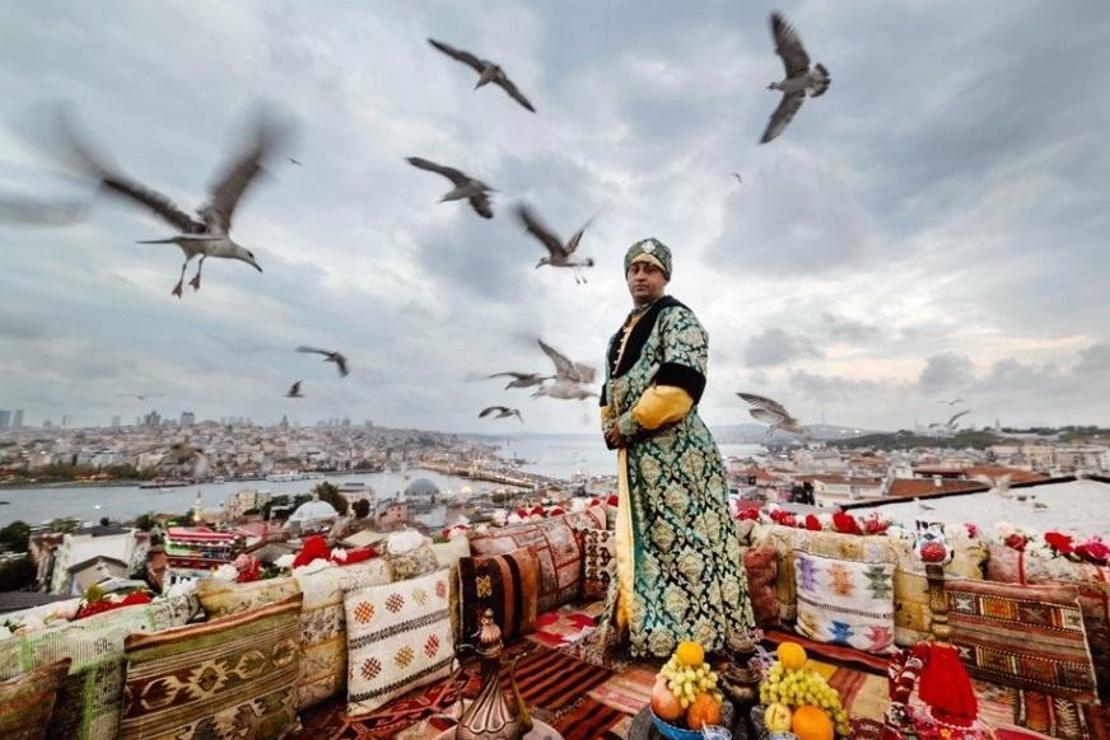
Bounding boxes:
[624,237,672,280]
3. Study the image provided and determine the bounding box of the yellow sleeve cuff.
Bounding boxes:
[631,385,694,430]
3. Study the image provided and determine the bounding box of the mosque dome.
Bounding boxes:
[288,498,339,525]
[404,478,440,500]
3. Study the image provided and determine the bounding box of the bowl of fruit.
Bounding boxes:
[650,640,729,739]
[756,642,850,739]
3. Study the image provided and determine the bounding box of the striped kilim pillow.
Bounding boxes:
[120,595,303,739]
[344,568,455,717]
[459,547,540,643]
[292,558,391,710]
[0,594,197,740]
[0,658,70,740]
[946,579,1098,703]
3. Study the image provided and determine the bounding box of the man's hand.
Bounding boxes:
[605,425,626,449]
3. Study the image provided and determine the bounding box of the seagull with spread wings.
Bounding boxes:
[737,391,808,436]
[531,380,598,401]
[945,409,971,429]
[48,108,280,296]
[117,393,163,402]
[405,157,494,219]
[538,339,596,384]
[479,406,524,423]
[296,346,349,377]
[485,371,553,390]
[427,38,536,112]
[515,203,595,283]
[760,12,831,144]
[285,380,304,398]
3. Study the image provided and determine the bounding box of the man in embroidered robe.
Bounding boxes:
[599,238,755,657]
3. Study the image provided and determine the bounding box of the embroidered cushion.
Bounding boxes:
[793,551,896,654]
[344,569,455,716]
[120,594,303,739]
[985,543,1109,700]
[582,528,616,600]
[742,545,780,628]
[0,594,197,740]
[0,658,71,740]
[384,542,441,582]
[195,575,300,618]
[470,512,588,611]
[459,548,541,643]
[564,504,609,532]
[431,537,471,641]
[292,558,391,710]
[947,578,1098,703]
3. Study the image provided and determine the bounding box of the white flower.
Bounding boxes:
[274,554,295,570]
[331,547,348,562]
[386,529,425,555]
[570,497,590,512]
[492,509,508,526]
[474,524,491,537]
[211,564,238,583]
[507,512,525,525]
[165,580,197,599]
[294,559,332,575]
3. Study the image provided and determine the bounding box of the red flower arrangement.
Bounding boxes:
[863,512,890,535]
[832,511,862,535]
[1076,538,1109,565]
[805,514,823,531]
[964,523,979,539]
[1043,531,1074,556]
[738,507,761,522]
[76,590,152,620]
[1003,533,1028,551]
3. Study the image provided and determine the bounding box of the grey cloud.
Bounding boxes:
[819,312,881,342]
[918,353,974,392]
[788,370,890,404]
[744,327,822,368]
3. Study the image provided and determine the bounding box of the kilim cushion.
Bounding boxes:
[741,545,780,628]
[470,511,589,611]
[986,543,1109,700]
[0,593,197,740]
[195,575,301,618]
[344,568,455,716]
[793,551,897,654]
[0,658,71,740]
[565,504,609,532]
[583,528,616,600]
[384,542,441,582]
[431,537,471,641]
[458,548,541,644]
[752,522,986,646]
[946,579,1098,703]
[292,558,391,710]
[120,594,304,739]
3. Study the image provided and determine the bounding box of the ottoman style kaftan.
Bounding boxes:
[600,295,755,657]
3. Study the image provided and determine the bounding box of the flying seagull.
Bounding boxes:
[479,406,524,423]
[296,346,349,377]
[731,172,743,184]
[737,391,807,436]
[760,12,831,144]
[405,157,494,219]
[939,398,966,406]
[531,380,598,401]
[285,380,304,398]
[486,371,553,390]
[945,409,971,428]
[141,439,209,480]
[538,339,596,384]
[117,393,163,402]
[427,38,536,113]
[49,107,279,296]
[288,157,302,166]
[515,203,595,283]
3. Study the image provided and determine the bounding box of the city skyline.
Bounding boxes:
[1,1,1108,433]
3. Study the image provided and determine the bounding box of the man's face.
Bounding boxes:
[626,260,668,304]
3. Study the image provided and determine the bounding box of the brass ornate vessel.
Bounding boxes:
[456,609,533,740]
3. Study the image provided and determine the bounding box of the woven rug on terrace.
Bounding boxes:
[294,642,618,739]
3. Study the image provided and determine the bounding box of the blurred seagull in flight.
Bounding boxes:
[479,406,524,423]
[296,346,349,377]
[485,371,553,390]
[516,203,595,283]
[405,157,494,219]
[531,380,598,401]
[285,380,304,398]
[760,12,831,143]
[45,106,283,297]
[427,38,536,112]
[737,391,808,436]
[538,339,596,384]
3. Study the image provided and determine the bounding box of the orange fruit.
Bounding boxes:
[776,641,808,671]
[675,640,705,667]
[792,704,834,740]
[686,692,722,729]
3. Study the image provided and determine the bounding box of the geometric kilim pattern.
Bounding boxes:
[794,551,896,655]
[583,528,616,600]
[458,548,541,645]
[119,595,303,740]
[344,569,454,717]
[946,579,1098,704]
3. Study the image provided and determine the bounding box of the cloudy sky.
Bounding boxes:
[1,0,1107,434]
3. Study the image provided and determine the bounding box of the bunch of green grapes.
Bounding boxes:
[659,657,722,709]
[759,664,851,736]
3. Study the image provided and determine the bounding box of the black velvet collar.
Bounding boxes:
[606,295,685,379]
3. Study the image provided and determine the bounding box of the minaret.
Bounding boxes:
[193,490,203,524]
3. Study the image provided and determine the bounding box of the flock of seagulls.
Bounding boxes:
[2,10,838,436]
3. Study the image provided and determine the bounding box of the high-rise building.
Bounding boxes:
[111,415,121,428]
[0,410,10,430]
[12,410,23,429]
[180,412,195,426]
[61,415,72,429]
[143,410,161,427]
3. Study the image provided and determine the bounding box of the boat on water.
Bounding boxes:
[138,479,189,490]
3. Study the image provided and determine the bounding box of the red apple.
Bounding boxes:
[651,676,683,722]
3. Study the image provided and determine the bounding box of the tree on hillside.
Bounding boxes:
[0,521,31,552]
[352,498,371,519]
[312,482,349,516]
[133,513,157,532]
